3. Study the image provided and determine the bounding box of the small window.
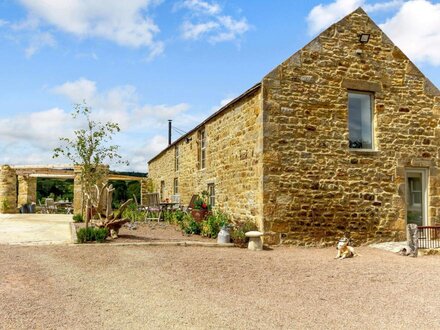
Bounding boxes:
[208,183,215,207]
[175,145,179,171]
[200,129,206,169]
[173,178,179,195]
[348,92,374,149]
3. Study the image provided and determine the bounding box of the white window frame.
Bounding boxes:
[200,129,206,169]
[175,145,179,172]
[405,169,428,227]
[173,178,179,195]
[208,183,215,207]
[348,91,374,150]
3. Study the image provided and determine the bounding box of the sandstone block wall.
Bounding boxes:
[261,8,440,245]
[148,89,264,228]
[17,175,37,206]
[0,165,17,213]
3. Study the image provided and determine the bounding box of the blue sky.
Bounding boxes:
[0,0,439,172]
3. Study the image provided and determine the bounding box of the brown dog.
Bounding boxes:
[335,237,358,259]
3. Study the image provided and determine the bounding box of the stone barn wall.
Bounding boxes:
[148,87,265,228]
[261,8,440,245]
[17,175,37,206]
[0,165,17,214]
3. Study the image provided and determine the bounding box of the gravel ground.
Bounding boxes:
[1,244,440,329]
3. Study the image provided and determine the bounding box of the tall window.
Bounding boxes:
[200,129,206,169]
[175,145,179,171]
[348,92,373,149]
[173,178,179,195]
[208,183,215,207]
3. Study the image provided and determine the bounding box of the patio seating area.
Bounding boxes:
[36,199,73,214]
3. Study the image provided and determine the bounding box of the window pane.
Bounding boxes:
[173,178,178,194]
[201,149,206,169]
[200,129,206,169]
[348,93,372,149]
[208,183,215,207]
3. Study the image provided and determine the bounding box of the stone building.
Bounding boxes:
[148,8,440,245]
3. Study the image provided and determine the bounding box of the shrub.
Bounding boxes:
[163,210,174,223]
[77,227,109,243]
[230,227,246,246]
[200,211,230,238]
[165,209,185,225]
[72,214,84,223]
[122,201,145,222]
[230,220,258,246]
[94,228,109,243]
[179,214,201,235]
[242,220,258,233]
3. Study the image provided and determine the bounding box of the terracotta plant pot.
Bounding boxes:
[191,209,209,222]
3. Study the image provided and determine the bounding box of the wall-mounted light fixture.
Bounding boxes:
[359,33,370,43]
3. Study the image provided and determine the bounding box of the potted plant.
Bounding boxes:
[191,191,211,222]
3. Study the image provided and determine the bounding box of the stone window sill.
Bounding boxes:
[349,149,380,155]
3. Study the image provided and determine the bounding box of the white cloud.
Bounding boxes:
[178,0,250,43]
[307,0,440,66]
[209,16,249,43]
[131,135,168,172]
[178,0,221,15]
[307,0,363,35]
[210,95,236,112]
[145,41,165,61]
[75,52,99,60]
[52,78,97,103]
[25,31,56,58]
[17,0,163,58]
[181,21,219,39]
[306,0,406,35]
[379,0,440,65]
[52,78,138,129]
[0,108,72,154]
[0,78,198,172]
[364,0,404,12]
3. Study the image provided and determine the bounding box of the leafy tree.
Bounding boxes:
[108,180,140,209]
[37,178,73,202]
[53,103,128,226]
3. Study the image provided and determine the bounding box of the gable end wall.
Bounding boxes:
[261,9,440,246]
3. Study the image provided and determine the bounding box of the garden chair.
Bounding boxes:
[45,198,57,214]
[183,194,198,213]
[170,194,181,210]
[38,200,48,214]
[133,194,146,212]
[144,193,162,224]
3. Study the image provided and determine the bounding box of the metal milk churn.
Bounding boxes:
[217,225,231,244]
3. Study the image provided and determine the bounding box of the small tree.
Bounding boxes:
[53,103,128,226]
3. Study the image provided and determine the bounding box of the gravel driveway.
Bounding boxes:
[1,244,439,329]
